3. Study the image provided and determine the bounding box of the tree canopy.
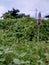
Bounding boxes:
[2,8,29,19]
[45,15,49,18]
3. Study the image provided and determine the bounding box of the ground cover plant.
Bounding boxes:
[0,17,49,65]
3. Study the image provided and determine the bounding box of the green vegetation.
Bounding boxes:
[2,8,29,19]
[0,17,49,65]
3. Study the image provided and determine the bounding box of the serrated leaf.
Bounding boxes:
[0,58,5,62]
[0,51,3,55]
[13,58,20,64]
[19,52,27,57]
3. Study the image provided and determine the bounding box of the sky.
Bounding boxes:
[0,0,49,18]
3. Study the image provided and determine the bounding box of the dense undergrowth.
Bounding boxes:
[0,17,49,65]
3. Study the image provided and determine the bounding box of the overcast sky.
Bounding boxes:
[0,0,49,17]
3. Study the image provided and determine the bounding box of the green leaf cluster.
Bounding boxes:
[0,17,49,65]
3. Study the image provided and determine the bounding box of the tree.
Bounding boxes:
[2,8,28,19]
[45,15,49,18]
[8,8,20,18]
[2,8,20,19]
[2,12,15,19]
